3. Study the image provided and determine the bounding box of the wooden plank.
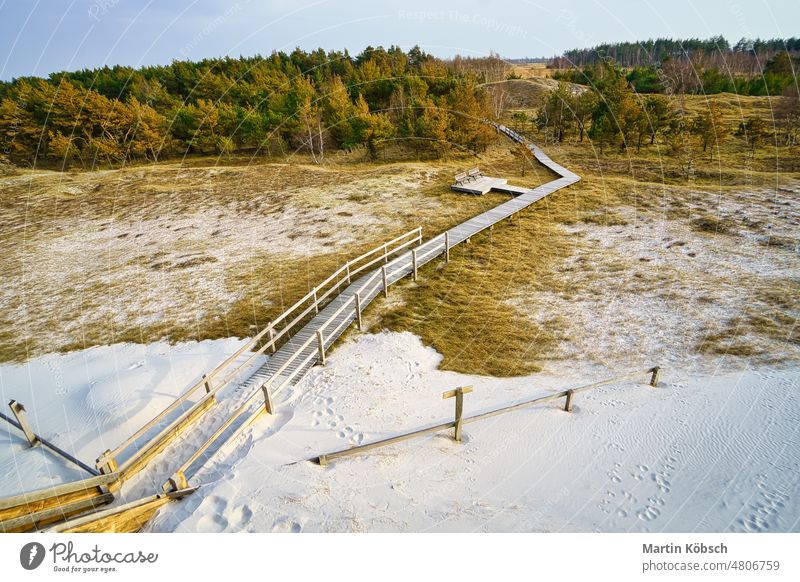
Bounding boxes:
[46,488,197,533]
[0,486,110,523]
[318,420,456,465]
[650,366,660,387]
[454,390,464,441]
[0,473,118,511]
[443,386,472,442]
[116,394,216,486]
[0,492,114,533]
[442,386,474,399]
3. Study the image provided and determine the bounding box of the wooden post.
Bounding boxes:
[444,232,450,263]
[383,243,388,264]
[412,250,418,281]
[649,366,660,387]
[202,374,212,394]
[165,470,189,492]
[8,400,38,447]
[564,389,574,412]
[346,263,351,284]
[267,322,276,354]
[354,293,363,331]
[316,330,326,366]
[382,266,388,298]
[312,288,319,314]
[95,449,118,475]
[454,390,464,441]
[442,386,473,442]
[261,385,274,415]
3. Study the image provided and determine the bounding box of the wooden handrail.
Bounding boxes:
[315,368,660,465]
[174,293,365,483]
[115,124,579,488]
[109,227,421,463]
[0,409,99,476]
[43,487,197,533]
[0,473,119,511]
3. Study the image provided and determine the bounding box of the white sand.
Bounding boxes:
[3,332,795,532]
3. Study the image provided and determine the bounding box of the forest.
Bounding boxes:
[525,61,799,158]
[551,36,800,96]
[0,46,497,168]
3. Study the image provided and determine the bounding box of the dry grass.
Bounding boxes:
[3,95,798,378]
[375,123,800,375]
[502,93,800,182]
[690,214,738,235]
[0,142,523,362]
[377,177,638,376]
[697,277,800,358]
[509,63,556,79]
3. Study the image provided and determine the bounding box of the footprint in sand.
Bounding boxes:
[632,464,649,482]
[309,396,343,430]
[734,483,790,531]
[229,504,253,529]
[336,426,357,439]
[272,518,302,533]
[651,472,671,493]
[196,499,228,533]
[637,504,661,522]
[197,513,228,533]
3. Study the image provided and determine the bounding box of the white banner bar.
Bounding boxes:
[1,533,797,581]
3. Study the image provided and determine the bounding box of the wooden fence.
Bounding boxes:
[0,228,425,530]
[164,228,438,490]
[315,367,660,465]
[43,487,197,533]
[0,473,119,532]
[103,227,423,483]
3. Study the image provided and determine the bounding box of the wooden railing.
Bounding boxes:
[315,367,661,465]
[106,227,423,481]
[166,178,579,488]
[0,472,119,532]
[165,230,431,489]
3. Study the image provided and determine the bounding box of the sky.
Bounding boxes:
[0,0,797,80]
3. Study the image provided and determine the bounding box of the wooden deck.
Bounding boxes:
[450,175,533,196]
[451,175,509,195]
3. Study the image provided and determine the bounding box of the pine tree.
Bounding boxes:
[690,103,727,160]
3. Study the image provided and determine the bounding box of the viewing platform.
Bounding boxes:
[451,168,531,196]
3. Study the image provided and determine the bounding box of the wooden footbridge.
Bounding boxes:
[0,125,581,532]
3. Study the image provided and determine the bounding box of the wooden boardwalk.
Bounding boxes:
[177,124,581,481]
[0,125,582,532]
